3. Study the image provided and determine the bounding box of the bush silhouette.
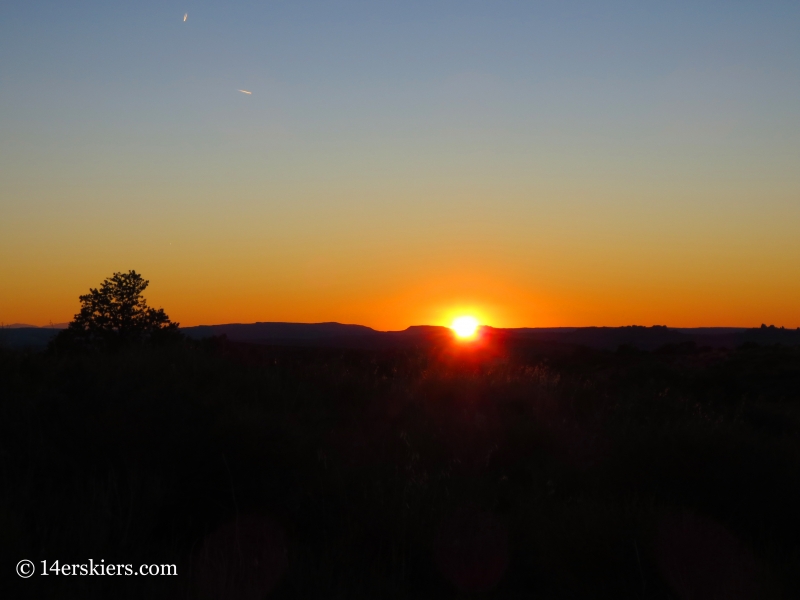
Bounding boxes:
[53,270,179,350]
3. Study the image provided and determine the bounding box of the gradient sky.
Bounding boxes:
[2,1,799,329]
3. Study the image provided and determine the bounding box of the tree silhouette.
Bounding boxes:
[54,271,179,350]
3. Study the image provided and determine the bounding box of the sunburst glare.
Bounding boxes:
[451,316,479,339]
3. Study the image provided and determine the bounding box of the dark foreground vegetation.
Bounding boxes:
[3,334,800,599]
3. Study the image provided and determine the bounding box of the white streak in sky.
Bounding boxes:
[183,13,188,22]
[238,90,252,95]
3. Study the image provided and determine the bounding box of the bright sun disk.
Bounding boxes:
[451,316,479,339]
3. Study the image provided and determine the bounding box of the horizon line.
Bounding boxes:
[6,321,796,332]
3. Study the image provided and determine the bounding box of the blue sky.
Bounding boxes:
[2,1,800,328]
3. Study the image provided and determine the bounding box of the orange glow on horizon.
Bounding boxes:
[2,263,800,330]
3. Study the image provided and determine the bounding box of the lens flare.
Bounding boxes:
[451,316,479,339]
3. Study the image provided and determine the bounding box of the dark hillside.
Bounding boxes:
[3,337,800,598]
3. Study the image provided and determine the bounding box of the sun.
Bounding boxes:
[451,316,480,339]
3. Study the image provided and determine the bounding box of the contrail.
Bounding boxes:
[238,89,252,95]
[183,13,188,22]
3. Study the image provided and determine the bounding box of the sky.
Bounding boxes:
[2,0,800,329]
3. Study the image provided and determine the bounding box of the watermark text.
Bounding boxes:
[17,559,177,578]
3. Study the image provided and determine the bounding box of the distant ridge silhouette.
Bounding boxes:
[3,322,799,350]
[181,322,453,349]
[184,321,379,342]
[3,323,69,329]
[181,323,800,351]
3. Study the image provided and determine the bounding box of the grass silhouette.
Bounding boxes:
[3,336,800,598]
